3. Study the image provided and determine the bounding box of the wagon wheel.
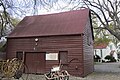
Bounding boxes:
[1,59,19,78]
[0,58,29,80]
[68,58,80,70]
[13,62,29,80]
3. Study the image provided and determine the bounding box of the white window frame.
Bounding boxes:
[46,53,58,60]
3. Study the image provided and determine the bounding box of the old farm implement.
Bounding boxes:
[45,69,69,80]
[45,62,70,80]
[0,58,28,80]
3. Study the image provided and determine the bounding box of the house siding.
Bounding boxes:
[83,18,94,76]
[7,35,85,77]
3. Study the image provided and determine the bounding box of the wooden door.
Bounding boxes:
[59,51,68,70]
[36,53,45,74]
[25,52,45,74]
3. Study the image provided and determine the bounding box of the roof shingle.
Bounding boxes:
[8,9,90,38]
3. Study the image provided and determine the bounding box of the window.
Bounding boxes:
[59,51,68,64]
[46,53,58,60]
[16,51,24,60]
[87,29,91,46]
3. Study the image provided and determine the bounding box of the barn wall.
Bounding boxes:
[7,35,84,77]
[0,52,6,60]
[83,18,94,76]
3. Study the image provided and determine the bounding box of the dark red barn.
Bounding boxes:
[7,9,94,77]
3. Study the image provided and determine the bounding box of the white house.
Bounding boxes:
[117,42,120,59]
[117,42,120,52]
[94,42,118,62]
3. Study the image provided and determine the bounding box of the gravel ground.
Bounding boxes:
[2,62,120,80]
[17,72,120,80]
[2,72,120,80]
[24,62,120,80]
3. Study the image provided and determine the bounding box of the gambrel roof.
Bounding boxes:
[8,9,93,38]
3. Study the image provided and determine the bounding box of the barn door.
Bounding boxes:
[25,52,45,74]
[59,51,68,70]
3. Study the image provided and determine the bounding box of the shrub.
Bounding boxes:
[94,55,101,62]
[117,51,120,59]
[105,55,111,60]
[105,55,116,62]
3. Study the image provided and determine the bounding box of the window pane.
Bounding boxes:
[59,51,68,64]
[16,52,23,60]
[46,53,58,60]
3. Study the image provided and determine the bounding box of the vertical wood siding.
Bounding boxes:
[7,35,85,77]
[83,18,94,76]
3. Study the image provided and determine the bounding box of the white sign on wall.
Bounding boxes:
[46,53,58,60]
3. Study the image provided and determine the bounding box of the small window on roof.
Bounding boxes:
[87,29,91,46]
[46,53,58,60]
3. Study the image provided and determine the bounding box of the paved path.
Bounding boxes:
[94,62,120,72]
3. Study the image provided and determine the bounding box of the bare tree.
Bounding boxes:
[0,0,63,37]
[37,0,120,41]
[81,0,120,41]
[0,0,14,36]
[0,0,120,41]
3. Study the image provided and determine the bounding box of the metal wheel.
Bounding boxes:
[14,63,29,80]
[0,58,29,80]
